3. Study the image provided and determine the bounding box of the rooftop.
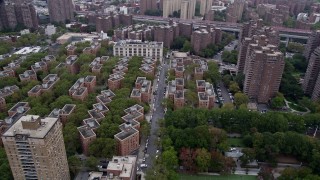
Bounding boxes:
[107,155,137,179]
[88,109,105,119]
[131,89,141,97]
[175,78,184,86]
[197,80,206,87]
[48,108,62,118]
[74,87,87,96]
[78,125,96,138]
[198,92,209,101]
[0,85,19,98]
[3,115,58,139]
[124,104,144,114]
[176,66,184,72]
[93,103,109,112]
[83,118,100,129]
[114,126,138,140]
[109,74,124,81]
[62,104,76,114]
[41,55,56,62]
[122,110,143,121]
[175,90,184,99]
[8,102,29,113]
[66,55,78,65]
[114,40,163,48]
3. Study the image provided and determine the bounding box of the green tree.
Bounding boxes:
[86,156,99,170]
[222,74,232,87]
[234,92,249,107]
[195,148,211,172]
[182,41,192,52]
[63,123,81,156]
[162,146,179,169]
[0,148,13,179]
[68,155,82,178]
[89,138,116,158]
[222,103,234,110]
[229,81,240,93]
[271,96,285,109]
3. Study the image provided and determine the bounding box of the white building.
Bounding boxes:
[120,6,128,14]
[297,13,308,21]
[20,29,30,35]
[45,25,57,36]
[113,40,163,61]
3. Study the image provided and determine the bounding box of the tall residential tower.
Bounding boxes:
[2,115,70,180]
[47,0,74,23]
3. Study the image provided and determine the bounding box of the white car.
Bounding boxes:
[140,164,148,168]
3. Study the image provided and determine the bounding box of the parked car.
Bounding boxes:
[140,164,148,168]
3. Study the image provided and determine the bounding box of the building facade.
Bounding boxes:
[47,0,74,23]
[243,36,284,103]
[2,115,69,180]
[113,40,163,61]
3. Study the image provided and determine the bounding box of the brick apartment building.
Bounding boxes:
[114,121,140,156]
[131,77,152,103]
[69,76,96,101]
[19,70,37,82]
[105,155,137,180]
[197,80,215,109]
[28,74,59,97]
[2,115,70,179]
[66,55,79,74]
[108,73,125,91]
[88,103,109,122]
[96,89,116,105]
[31,61,48,73]
[89,56,109,74]
[168,79,185,110]
[66,45,77,56]
[243,35,284,103]
[83,42,101,56]
[48,104,76,125]
[78,118,100,155]
[0,0,38,30]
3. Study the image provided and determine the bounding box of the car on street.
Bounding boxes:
[156,150,159,154]
[142,157,146,162]
[140,164,148,168]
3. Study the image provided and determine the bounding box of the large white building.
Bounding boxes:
[113,40,163,61]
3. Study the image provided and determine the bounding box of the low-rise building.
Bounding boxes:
[0,85,19,98]
[69,76,96,101]
[89,56,109,74]
[140,64,154,77]
[106,155,137,180]
[96,89,116,104]
[198,82,215,109]
[78,123,97,156]
[31,61,48,73]
[175,65,184,78]
[0,69,15,78]
[114,122,139,156]
[174,90,185,110]
[19,70,37,82]
[83,42,101,56]
[88,103,109,122]
[66,45,77,55]
[108,73,124,91]
[48,104,76,125]
[130,77,152,103]
[113,40,163,61]
[28,74,59,97]
[66,55,79,74]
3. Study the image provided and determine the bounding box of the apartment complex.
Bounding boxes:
[28,74,59,97]
[2,115,69,180]
[196,80,215,109]
[47,0,74,23]
[140,0,158,15]
[237,20,279,74]
[304,30,320,60]
[105,155,137,179]
[226,0,246,23]
[303,47,320,101]
[0,0,38,30]
[191,27,223,54]
[180,0,196,19]
[200,0,213,16]
[168,78,185,110]
[113,40,163,61]
[48,104,76,125]
[131,77,152,103]
[69,76,97,101]
[95,13,133,33]
[243,35,284,103]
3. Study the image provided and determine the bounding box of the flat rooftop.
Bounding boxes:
[109,74,124,81]
[9,102,29,113]
[175,78,184,86]
[124,104,143,114]
[66,55,78,65]
[83,118,100,129]
[78,125,96,138]
[3,115,58,139]
[62,104,76,114]
[131,89,141,97]
[175,90,184,99]
[93,103,109,112]
[176,66,184,71]
[114,126,138,140]
[198,92,209,101]
[122,110,143,121]
[88,109,105,119]
[197,80,206,87]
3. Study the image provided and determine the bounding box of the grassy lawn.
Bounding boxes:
[179,174,257,180]
[227,137,245,147]
[288,102,307,112]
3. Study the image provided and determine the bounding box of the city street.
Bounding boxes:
[141,59,169,171]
